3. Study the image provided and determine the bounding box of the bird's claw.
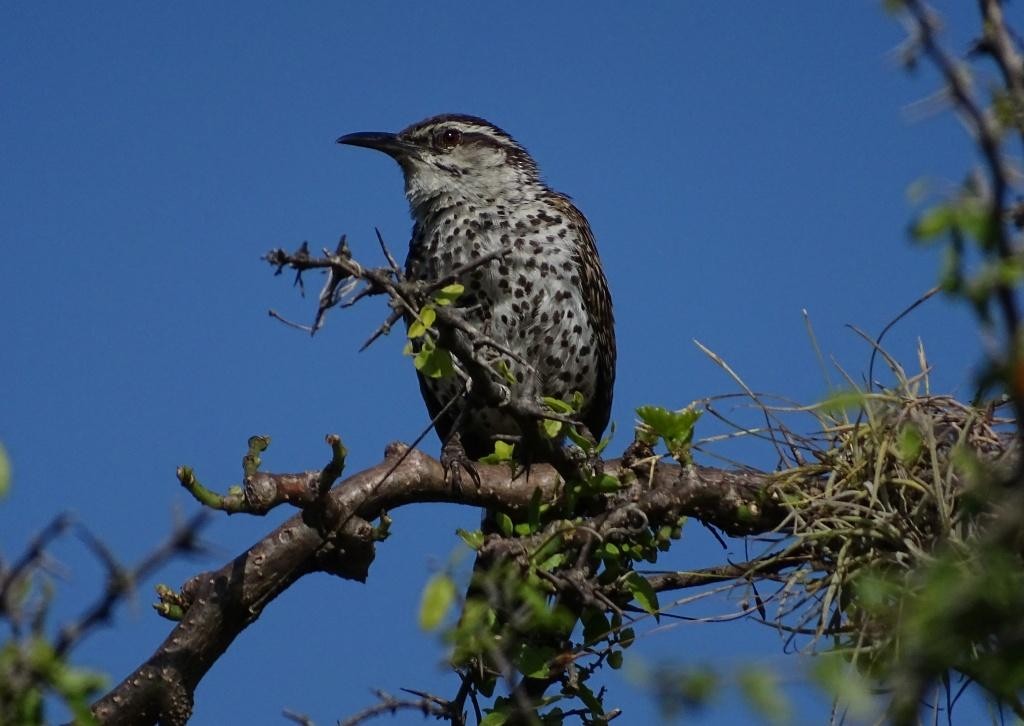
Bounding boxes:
[441,433,482,490]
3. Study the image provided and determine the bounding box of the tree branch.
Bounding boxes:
[90,445,786,724]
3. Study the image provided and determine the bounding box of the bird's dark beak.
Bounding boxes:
[336,131,414,158]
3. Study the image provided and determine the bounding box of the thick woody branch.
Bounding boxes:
[90,447,787,725]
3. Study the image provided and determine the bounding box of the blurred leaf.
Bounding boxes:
[655,665,719,713]
[912,204,956,242]
[623,571,660,620]
[537,552,566,571]
[897,424,922,463]
[516,644,556,678]
[418,573,456,631]
[811,654,875,718]
[531,532,564,565]
[480,711,508,726]
[738,667,790,725]
[527,487,542,531]
[0,443,9,499]
[620,627,636,648]
[819,389,866,417]
[581,608,610,644]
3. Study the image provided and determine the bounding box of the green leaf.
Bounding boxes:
[413,343,455,379]
[569,390,584,410]
[897,424,923,462]
[418,573,456,631]
[619,627,636,648]
[624,571,660,619]
[407,305,437,338]
[564,425,593,451]
[494,359,517,385]
[479,440,515,464]
[590,473,621,493]
[576,682,605,715]
[495,512,514,536]
[456,528,484,550]
[480,712,508,726]
[537,552,566,571]
[636,405,698,441]
[433,283,464,305]
[531,531,564,565]
[541,418,563,438]
[635,404,701,458]
[542,396,576,414]
[516,644,556,678]
[607,650,623,669]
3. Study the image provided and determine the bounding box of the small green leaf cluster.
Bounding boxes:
[561,470,621,517]
[597,517,684,577]
[635,405,701,462]
[416,483,689,723]
[539,394,613,456]
[402,284,465,379]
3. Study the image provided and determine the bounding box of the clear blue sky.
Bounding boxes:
[1,2,1002,723]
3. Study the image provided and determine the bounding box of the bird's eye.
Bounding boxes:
[435,127,463,150]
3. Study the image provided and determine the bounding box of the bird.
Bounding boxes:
[337,114,615,463]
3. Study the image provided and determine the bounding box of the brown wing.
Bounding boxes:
[546,193,616,440]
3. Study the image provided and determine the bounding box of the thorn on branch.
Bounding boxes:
[376,227,403,276]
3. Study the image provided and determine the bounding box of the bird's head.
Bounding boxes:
[337,114,543,210]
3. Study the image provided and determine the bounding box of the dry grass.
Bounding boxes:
[693,337,1017,668]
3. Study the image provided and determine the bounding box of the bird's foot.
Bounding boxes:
[442,433,482,490]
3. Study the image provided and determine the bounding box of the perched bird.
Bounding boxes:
[338,114,615,461]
